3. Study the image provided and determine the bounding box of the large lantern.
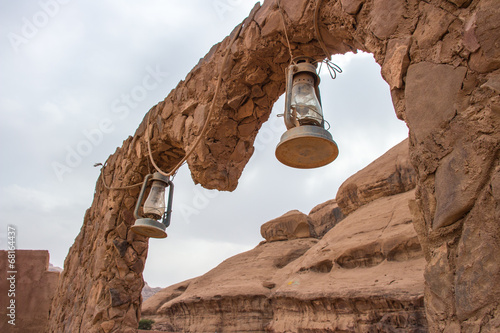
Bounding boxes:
[275,57,339,168]
[131,172,174,238]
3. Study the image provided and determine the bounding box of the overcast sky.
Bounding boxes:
[0,0,408,288]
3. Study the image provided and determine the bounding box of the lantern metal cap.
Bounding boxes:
[291,57,320,86]
[275,125,339,169]
[131,218,167,238]
[151,172,170,184]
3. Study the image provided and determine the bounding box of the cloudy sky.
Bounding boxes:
[0,0,408,288]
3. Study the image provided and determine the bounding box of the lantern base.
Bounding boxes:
[131,218,167,238]
[275,125,339,169]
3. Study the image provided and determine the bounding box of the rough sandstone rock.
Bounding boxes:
[261,210,312,242]
[307,199,345,238]
[145,239,318,332]
[141,141,425,332]
[142,188,425,332]
[336,139,416,216]
[381,37,411,89]
[369,0,405,40]
[469,0,500,73]
[405,62,467,143]
[50,0,500,331]
[141,279,194,317]
[268,190,425,332]
[0,250,60,333]
[340,0,363,15]
[453,165,500,329]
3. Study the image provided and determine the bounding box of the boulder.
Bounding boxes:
[260,210,312,242]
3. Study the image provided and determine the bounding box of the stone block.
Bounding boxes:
[405,62,466,142]
[434,147,476,228]
[481,72,500,93]
[369,0,405,39]
[245,66,268,85]
[171,114,186,144]
[463,13,480,53]
[341,0,364,15]
[261,10,283,38]
[243,21,261,51]
[454,167,500,320]
[281,0,308,22]
[192,104,207,135]
[434,132,498,229]
[236,98,254,120]
[382,37,411,89]
[424,244,454,303]
[469,0,500,73]
[237,119,258,138]
[413,2,454,49]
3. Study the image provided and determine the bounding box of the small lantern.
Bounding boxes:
[275,57,339,168]
[131,172,174,239]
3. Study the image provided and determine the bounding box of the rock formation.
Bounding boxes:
[261,210,313,242]
[0,250,60,332]
[141,138,427,332]
[307,199,345,238]
[336,138,416,215]
[49,0,500,332]
[142,282,162,302]
[48,263,63,273]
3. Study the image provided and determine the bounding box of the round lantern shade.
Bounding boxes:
[131,218,167,238]
[275,125,339,169]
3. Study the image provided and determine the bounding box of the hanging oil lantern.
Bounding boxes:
[275,57,339,168]
[131,172,174,238]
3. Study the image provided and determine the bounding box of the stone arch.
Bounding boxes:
[49,0,500,332]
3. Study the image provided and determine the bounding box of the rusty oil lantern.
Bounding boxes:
[131,172,174,238]
[275,57,339,168]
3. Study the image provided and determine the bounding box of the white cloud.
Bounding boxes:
[0,184,71,212]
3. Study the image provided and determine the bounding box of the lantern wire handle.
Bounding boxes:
[318,60,343,79]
